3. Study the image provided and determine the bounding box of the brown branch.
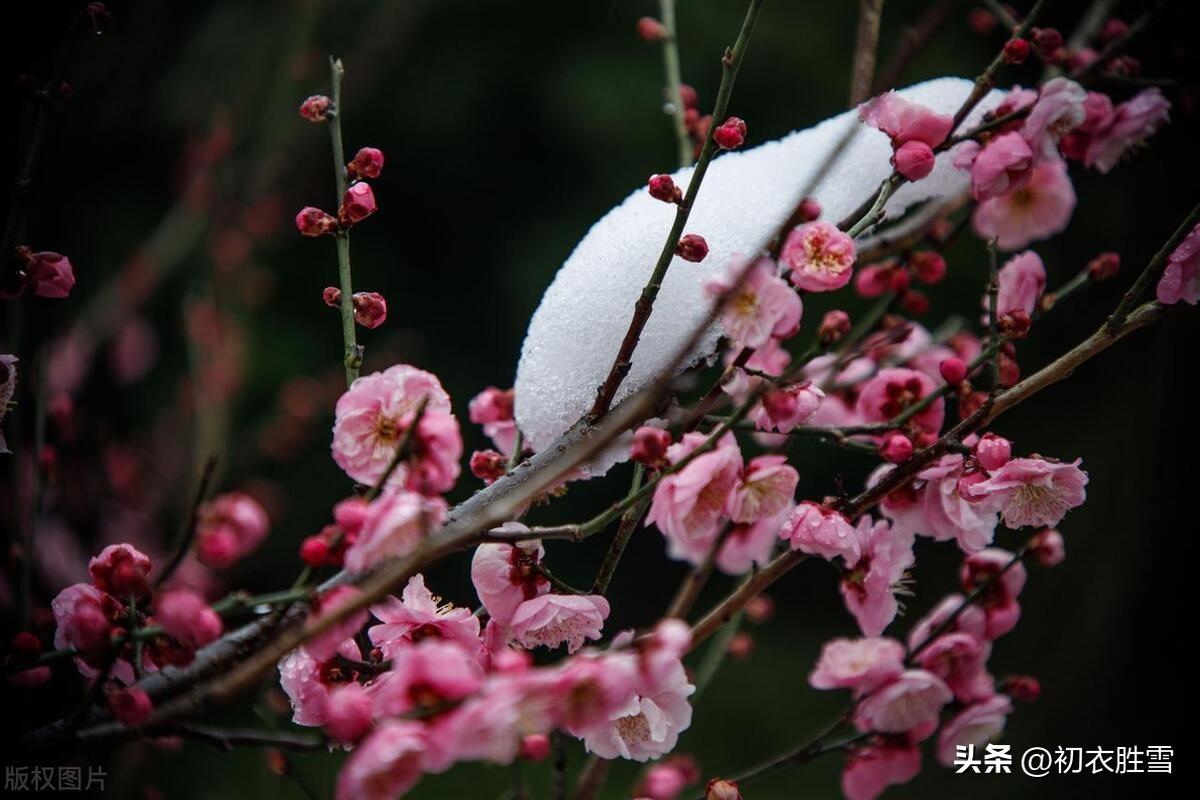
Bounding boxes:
[872,0,957,93]
[849,0,886,106]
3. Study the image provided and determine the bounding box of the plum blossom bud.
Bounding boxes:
[955,469,989,502]
[322,286,342,307]
[637,16,668,42]
[706,779,743,800]
[648,174,682,204]
[296,207,337,237]
[727,631,755,660]
[347,147,384,180]
[519,733,552,761]
[1001,674,1041,703]
[678,83,698,110]
[880,433,914,464]
[818,310,851,345]
[1031,27,1063,59]
[744,594,775,623]
[324,683,374,742]
[1087,251,1120,281]
[156,588,224,648]
[1100,18,1129,43]
[352,291,387,329]
[339,182,377,225]
[631,426,672,469]
[966,8,997,36]
[20,249,76,298]
[675,234,709,263]
[109,686,154,727]
[299,535,330,567]
[1029,528,1065,567]
[89,544,152,597]
[798,197,821,221]
[900,289,930,316]
[974,433,1012,471]
[998,309,1031,338]
[713,116,747,150]
[893,139,936,180]
[939,356,968,384]
[854,264,890,298]
[1002,38,1030,64]
[299,95,331,122]
[910,251,947,284]
[470,449,507,484]
[10,631,41,657]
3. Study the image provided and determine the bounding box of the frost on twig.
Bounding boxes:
[515,77,1003,472]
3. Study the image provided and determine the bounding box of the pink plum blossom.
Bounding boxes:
[323,682,375,742]
[580,650,695,762]
[370,639,484,718]
[854,669,952,735]
[935,695,1013,766]
[88,543,152,598]
[892,140,937,181]
[779,502,860,565]
[726,455,798,523]
[470,537,549,625]
[344,490,448,573]
[195,492,270,569]
[437,670,560,764]
[330,364,454,485]
[1030,527,1066,567]
[716,506,791,575]
[993,250,1047,319]
[914,632,994,703]
[336,720,429,800]
[1157,222,1200,306]
[859,91,953,147]
[960,548,1028,639]
[278,639,362,727]
[554,652,641,737]
[1021,77,1086,160]
[750,381,825,433]
[307,586,369,661]
[968,457,1088,528]
[703,258,802,349]
[954,132,1033,201]
[1084,88,1171,173]
[781,221,857,292]
[972,159,1076,250]
[370,573,482,659]
[156,588,223,649]
[856,367,945,437]
[809,637,905,695]
[469,386,520,456]
[880,455,998,552]
[841,517,915,637]
[906,593,989,652]
[51,582,113,656]
[511,593,610,654]
[24,250,77,298]
[646,433,743,565]
[842,737,921,800]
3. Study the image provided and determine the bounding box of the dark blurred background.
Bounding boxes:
[2,0,1196,797]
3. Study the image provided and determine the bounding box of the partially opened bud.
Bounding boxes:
[339,183,377,225]
[109,686,154,727]
[648,174,682,204]
[347,147,385,180]
[323,286,342,307]
[296,207,337,237]
[713,117,747,150]
[351,291,387,329]
[818,310,851,345]
[706,779,743,800]
[675,233,708,262]
[299,95,332,122]
[893,140,935,181]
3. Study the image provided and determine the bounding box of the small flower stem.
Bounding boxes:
[658,0,693,169]
[1070,0,1168,83]
[153,455,218,590]
[849,0,886,107]
[591,465,647,594]
[327,56,362,386]
[588,0,767,421]
[872,0,957,94]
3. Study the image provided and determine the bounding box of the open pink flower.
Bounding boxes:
[781,221,856,292]
[860,91,953,148]
[156,588,223,649]
[749,381,824,433]
[1157,222,1200,306]
[51,582,113,656]
[704,258,802,349]
[370,574,481,659]
[511,594,610,654]
[331,364,454,485]
[968,457,1088,528]
[914,632,994,704]
[809,637,905,695]
[344,490,448,573]
[906,593,988,652]
[972,159,1076,250]
[469,386,520,456]
[1021,77,1086,160]
[646,433,743,565]
[899,455,998,552]
[278,639,362,727]
[88,543,152,598]
[1084,88,1170,173]
[716,506,791,575]
[856,367,944,437]
[195,492,270,569]
[308,586,369,661]
[727,455,798,523]
[842,737,921,800]
[555,652,641,737]
[935,695,1013,767]
[579,650,695,762]
[370,639,484,718]
[841,517,915,637]
[854,669,952,736]
[336,720,429,800]
[323,682,374,743]
[470,537,549,625]
[780,501,860,565]
[992,250,1046,319]
[954,132,1033,201]
[960,548,1027,639]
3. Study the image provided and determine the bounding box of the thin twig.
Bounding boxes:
[154,455,218,589]
[849,0,886,106]
[658,0,693,168]
[327,56,362,385]
[1105,200,1199,333]
[174,723,326,752]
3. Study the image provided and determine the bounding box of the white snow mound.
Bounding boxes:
[514,77,1002,467]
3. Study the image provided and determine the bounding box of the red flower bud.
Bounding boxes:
[1001,674,1041,703]
[892,140,936,180]
[109,686,154,727]
[678,83,698,110]
[706,778,744,800]
[798,197,822,221]
[1031,27,1063,58]
[998,309,1031,338]
[744,594,775,623]
[299,95,332,123]
[323,286,342,307]
[1100,18,1129,43]
[347,146,385,180]
[939,356,968,384]
[1002,37,1030,64]
[880,433,914,464]
[909,251,947,284]
[296,207,337,237]
[900,289,929,316]
[1087,251,1120,281]
[630,426,672,469]
[470,450,507,485]
[675,233,708,262]
[818,310,851,345]
[339,182,377,225]
[713,116,747,150]
[519,733,552,761]
[647,174,682,204]
[299,536,330,567]
[10,631,41,658]
[351,291,387,329]
[636,17,667,42]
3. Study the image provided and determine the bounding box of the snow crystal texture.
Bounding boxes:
[515,78,1002,461]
